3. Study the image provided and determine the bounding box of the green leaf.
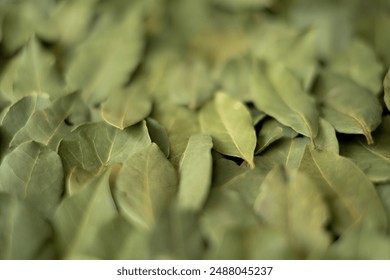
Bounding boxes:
[298,147,388,234]
[0,141,64,218]
[317,72,382,144]
[254,166,331,257]
[146,117,170,158]
[2,38,66,102]
[313,118,339,153]
[0,194,55,260]
[101,84,152,129]
[211,0,274,10]
[199,92,256,168]
[152,102,200,168]
[250,62,319,141]
[10,93,78,150]
[340,116,390,183]
[384,69,390,111]
[254,138,310,171]
[256,118,298,154]
[113,144,178,229]
[0,94,50,155]
[65,7,144,103]
[58,121,151,175]
[324,224,390,260]
[150,204,204,259]
[327,39,384,94]
[65,167,95,196]
[177,134,213,211]
[53,169,117,259]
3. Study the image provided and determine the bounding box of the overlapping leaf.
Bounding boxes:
[199,92,256,168]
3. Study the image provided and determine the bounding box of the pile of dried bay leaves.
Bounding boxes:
[1,0,390,260]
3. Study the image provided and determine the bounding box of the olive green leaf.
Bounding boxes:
[327,39,384,94]
[324,224,390,260]
[146,117,170,158]
[254,166,331,256]
[317,73,382,144]
[313,118,339,153]
[254,137,310,171]
[177,134,213,211]
[101,85,152,130]
[213,158,267,206]
[54,169,117,259]
[0,94,50,155]
[250,62,319,141]
[1,38,65,102]
[65,7,143,103]
[384,69,390,111]
[152,102,200,168]
[58,121,151,175]
[299,148,388,233]
[10,93,78,151]
[90,216,150,260]
[150,204,204,259]
[0,194,55,260]
[211,0,274,10]
[165,59,214,110]
[199,92,256,168]
[66,167,95,196]
[256,118,298,154]
[113,144,178,229]
[251,23,317,89]
[340,116,390,183]
[0,142,63,218]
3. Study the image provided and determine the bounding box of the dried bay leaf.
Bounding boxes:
[0,194,55,260]
[317,72,382,144]
[384,69,390,111]
[65,7,143,103]
[340,116,390,183]
[299,148,388,234]
[113,144,178,229]
[10,92,78,151]
[58,121,151,175]
[101,85,152,130]
[254,166,331,256]
[152,102,200,168]
[146,117,170,158]
[313,118,339,153]
[199,92,256,168]
[250,62,319,141]
[256,118,298,154]
[0,141,63,218]
[177,134,213,212]
[54,169,117,259]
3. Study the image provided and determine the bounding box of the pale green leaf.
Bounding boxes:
[327,39,384,94]
[53,169,117,259]
[152,102,200,168]
[178,134,213,211]
[256,118,298,154]
[313,118,339,153]
[66,167,95,196]
[0,94,50,155]
[2,38,66,101]
[146,117,170,158]
[384,69,390,111]
[211,0,274,10]
[0,194,55,260]
[113,144,177,229]
[317,72,382,144]
[10,92,77,150]
[298,148,388,234]
[250,62,319,141]
[101,85,152,129]
[254,166,331,256]
[0,142,63,218]
[66,7,143,103]
[58,121,151,175]
[199,92,256,168]
[340,116,390,183]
